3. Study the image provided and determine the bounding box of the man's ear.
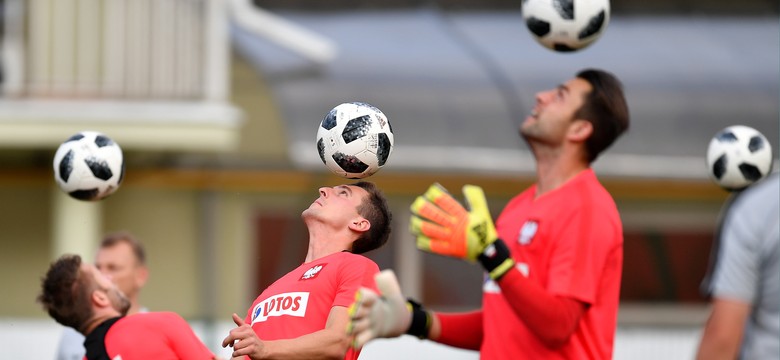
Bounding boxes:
[91,289,110,308]
[348,217,371,233]
[568,119,593,142]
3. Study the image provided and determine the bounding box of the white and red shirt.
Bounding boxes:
[245,251,379,360]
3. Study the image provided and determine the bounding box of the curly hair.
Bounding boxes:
[37,254,95,333]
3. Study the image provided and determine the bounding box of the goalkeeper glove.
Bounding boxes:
[347,270,411,349]
[410,183,514,280]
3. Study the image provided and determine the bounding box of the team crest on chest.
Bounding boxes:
[518,220,538,245]
[300,263,327,280]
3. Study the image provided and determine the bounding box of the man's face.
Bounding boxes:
[95,242,145,299]
[302,185,370,227]
[520,77,592,145]
[83,263,131,316]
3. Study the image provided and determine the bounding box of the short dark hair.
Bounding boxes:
[574,69,630,163]
[351,181,392,254]
[37,254,95,333]
[101,231,146,265]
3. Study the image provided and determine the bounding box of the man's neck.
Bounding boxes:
[127,302,143,315]
[304,227,353,263]
[305,241,350,263]
[533,151,588,198]
[81,313,120,336]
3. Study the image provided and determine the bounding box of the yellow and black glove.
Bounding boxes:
[409,183,514,280]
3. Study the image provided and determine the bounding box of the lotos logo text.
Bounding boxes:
[251,292,309,325]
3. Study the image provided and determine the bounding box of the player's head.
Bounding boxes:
[96,232,148,302]
[38,254,131,334]
[521,68,629,164]
[573,69,630,163]
[350,181,392,254]
[303,181,392,254]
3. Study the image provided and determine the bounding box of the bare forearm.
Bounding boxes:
[695,298,749,360]
[257,330,350,360]
[696,333,741,360]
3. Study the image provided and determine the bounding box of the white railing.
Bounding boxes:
[0,0,336,151]
[4,0,228,101]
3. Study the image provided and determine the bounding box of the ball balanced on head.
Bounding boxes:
[53,131,125,201]
[316,102,394,179]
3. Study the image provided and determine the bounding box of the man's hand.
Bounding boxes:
[410,183,514,280]
[347,270,411,349]
[222,313,266,359]
[410,183,498,261]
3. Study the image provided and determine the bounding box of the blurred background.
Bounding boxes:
[0,0,777,358]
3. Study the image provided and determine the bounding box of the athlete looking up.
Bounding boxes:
[38,254,215,360]
[223,181,392,360]
[348,69,630,360]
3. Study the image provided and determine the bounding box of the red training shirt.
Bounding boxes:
[245,251,379,360]
[482,169,623,359]
[94,312,214,359]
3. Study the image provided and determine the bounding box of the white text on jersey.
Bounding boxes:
[251,292,310,324]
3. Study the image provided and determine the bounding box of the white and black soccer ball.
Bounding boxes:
[706,125,773,191]
[522,0,610,52]
[53,131,125,201]
[316,102,394,179]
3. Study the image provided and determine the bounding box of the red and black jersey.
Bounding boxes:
[84,312,214,360]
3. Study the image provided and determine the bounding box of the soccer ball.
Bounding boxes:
[53,131,125,201]
[706,125,773,191]
[316,102,394,179]
[522,0,610,52]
